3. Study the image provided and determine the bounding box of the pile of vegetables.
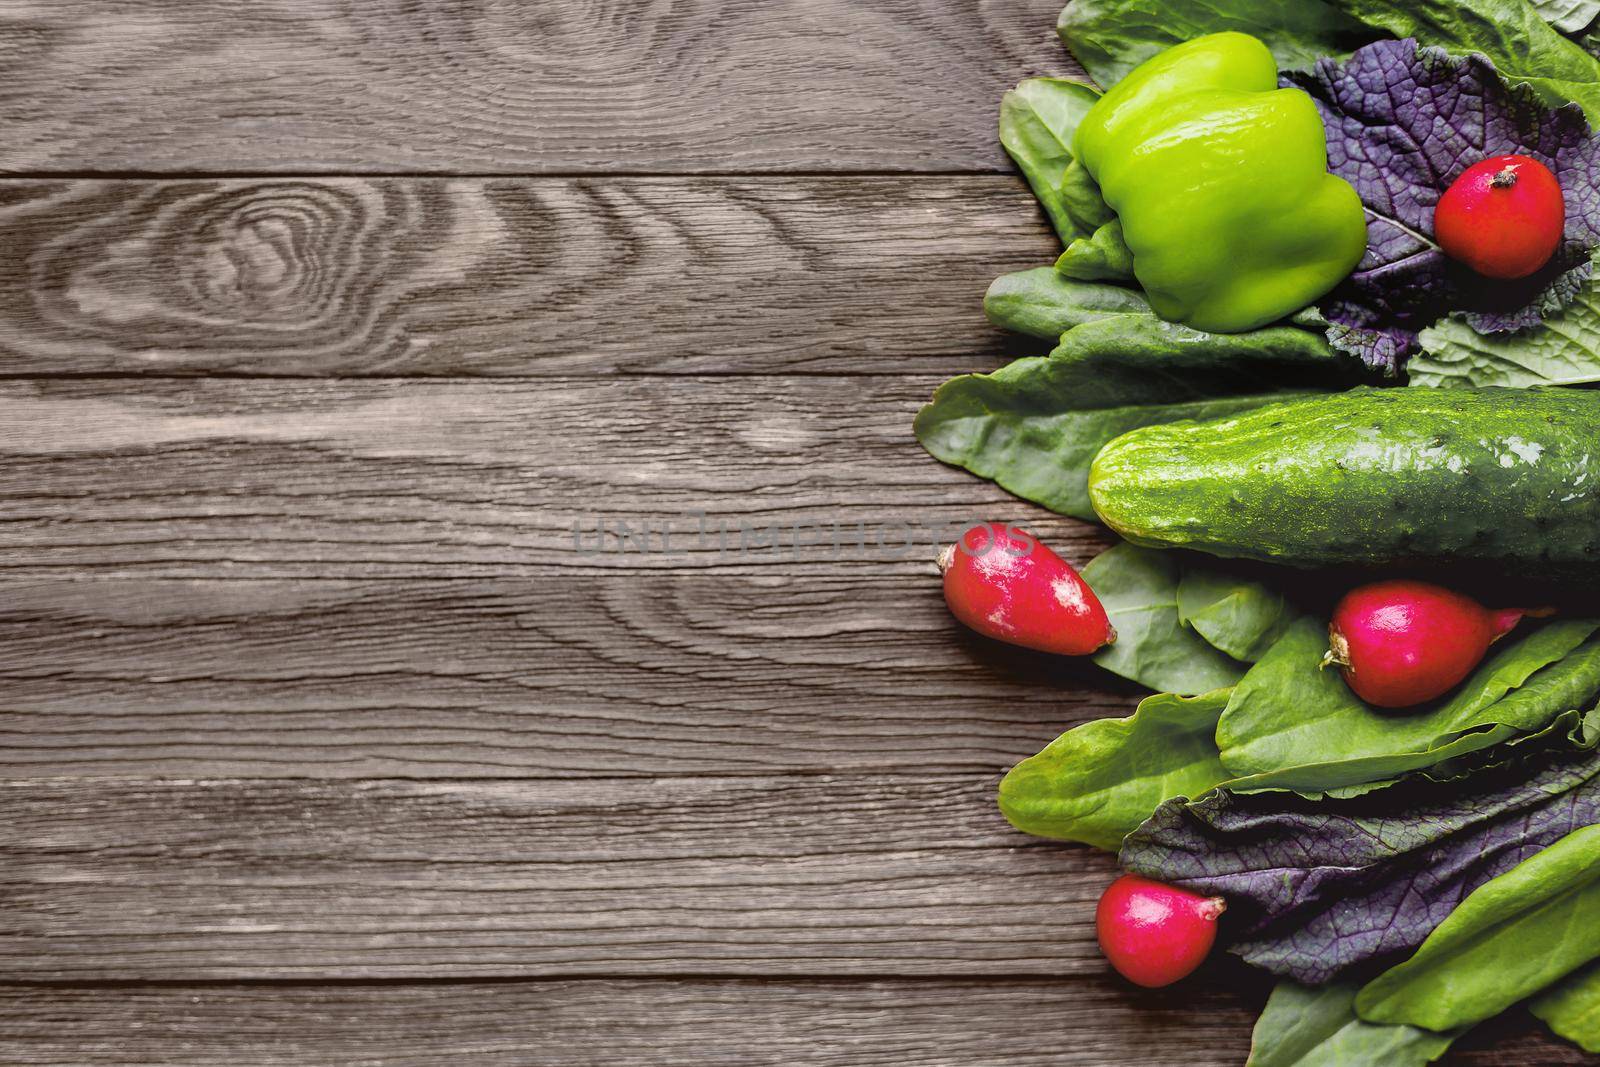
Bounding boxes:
[921,1,1600,1062]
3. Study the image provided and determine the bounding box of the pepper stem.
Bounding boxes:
[1491,164,1521,188]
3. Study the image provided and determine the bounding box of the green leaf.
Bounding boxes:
[983,268,1149,342]
[997,687,1231,849]
[1411,263,1600,388]
[1057,0,1375,88]
[1357,823,1600,1031]
[1324,0,1600,122]
[999,78,1103,245]
[1247,981,1458,1067]
[1531,959,1600,1052]
[1059,159,1116,233]
[1176,569,1296,665]
[1217,617,1600,792]
[1055,219,1135,282]
[914,312,1350,520]
[1082,545,1252,694]
[1533,0,1600,34]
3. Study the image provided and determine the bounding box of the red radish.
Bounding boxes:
[938,523,1113,655]
[1325,579,1550,709]
[1096,874,1224,988]
[1434,154,1564,280]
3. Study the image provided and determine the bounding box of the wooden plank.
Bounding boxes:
[0,1,1077,175]
[0,978,1266,1067]
[0,177,1058,377]
[0,376,1112,577]
[3,775,1118,979]
[0,980,1568,1066]
[0,574,1135,779]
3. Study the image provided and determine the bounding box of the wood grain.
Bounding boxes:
[0,574,1136,779]
[0,177,1059,376]
[0,376,1113,577]
[0,981,1576,1067]
[3,775,1120,979]
[2,777,1583,1063]
[0,978,1266,1067]
[0,1,1078,175]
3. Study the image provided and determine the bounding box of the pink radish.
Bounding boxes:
[1096,874,1224,988]
[1324,579,1550,708]
[938,523,1113,655]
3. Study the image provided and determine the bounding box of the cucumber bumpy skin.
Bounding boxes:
[1087,387,1600,572]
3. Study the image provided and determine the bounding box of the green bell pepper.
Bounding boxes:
[1072,32,1367,333]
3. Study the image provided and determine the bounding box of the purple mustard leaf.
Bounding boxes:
[1121,737,1600,985]
[1283,38,1600,375]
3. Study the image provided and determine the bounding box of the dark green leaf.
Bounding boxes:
[1082,545,1251,694]
[1059,159,1116,233]
[1176,569,1295,664]
[915,312,1350,520]
[1055,219,1135,281]
[1357,823,1600,1031]
[983,268,1148,342]
[999,78,1102,245]
[1216,617,1600,791]
[1324,0,1600,121]
[997,686,1231,849]
[1057,0,1375,88]
[1247,981,1458,1067]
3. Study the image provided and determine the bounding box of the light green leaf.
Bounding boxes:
[1531,958,1600,1052]
[983,267,1149,342]
[1082,545,1251,694]
[1411,263,1600,388]
[1176,569,1295,664]
[1055,219,1135,282]
[1533,0,1600,34]
[999,78,1103,245]
[1217,616,1600,791]
[915,311,1349,520]
[1357,823,1600,1031]
[1247,981,1458,1067]
[997,687,1231,849]
[1057,0,1375,88]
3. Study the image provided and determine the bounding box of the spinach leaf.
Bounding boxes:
[914,313,1351,520]
[1356,823,1600,1031]
[1123,725,1600,983]
[1056,0,1375,89]
[1411,256,1600,387]
[1531,959,1600,1052]
[1323,0,1600,122]
[1217,616,1600,790]
[1082,545,1252,694]
[983,268,1148,341]
[997,687,1231,849]
[1247,981,1458,1067]
[1055,220,1135,282]
[999,78,1103,245]
[1176,569,1296,664]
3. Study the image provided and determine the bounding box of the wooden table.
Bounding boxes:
[0,3,1579,1063]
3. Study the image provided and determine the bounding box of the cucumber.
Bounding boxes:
[1087,387,1600,572]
